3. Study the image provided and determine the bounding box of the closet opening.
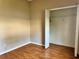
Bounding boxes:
[50,7,77,48]
[45,5,79,57]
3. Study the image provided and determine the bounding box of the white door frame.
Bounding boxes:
[45,9,50,48]
[45,5,78,57]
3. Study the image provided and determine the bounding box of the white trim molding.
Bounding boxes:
[49,5,77,11]
[45,4,79,57]
[0,42,43,55]
[0,42,31,55]
[31,42,43,46]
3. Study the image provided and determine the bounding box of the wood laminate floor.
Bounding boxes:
[0,44,79,59]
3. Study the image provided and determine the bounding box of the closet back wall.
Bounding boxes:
[50,8,77,48]
[0,0,30,54]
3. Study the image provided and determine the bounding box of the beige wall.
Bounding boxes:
[50,7,76,47]
[0,0,30,54]
[30,0,77,44]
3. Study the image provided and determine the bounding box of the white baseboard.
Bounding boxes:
[0,42,44,55]
[31,42,43,46]
[50,42,74,48]
[0,42,31,55]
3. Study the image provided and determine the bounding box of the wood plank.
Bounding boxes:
[0,44,79,59]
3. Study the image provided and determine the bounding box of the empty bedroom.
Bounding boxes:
[0,0,79,59]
